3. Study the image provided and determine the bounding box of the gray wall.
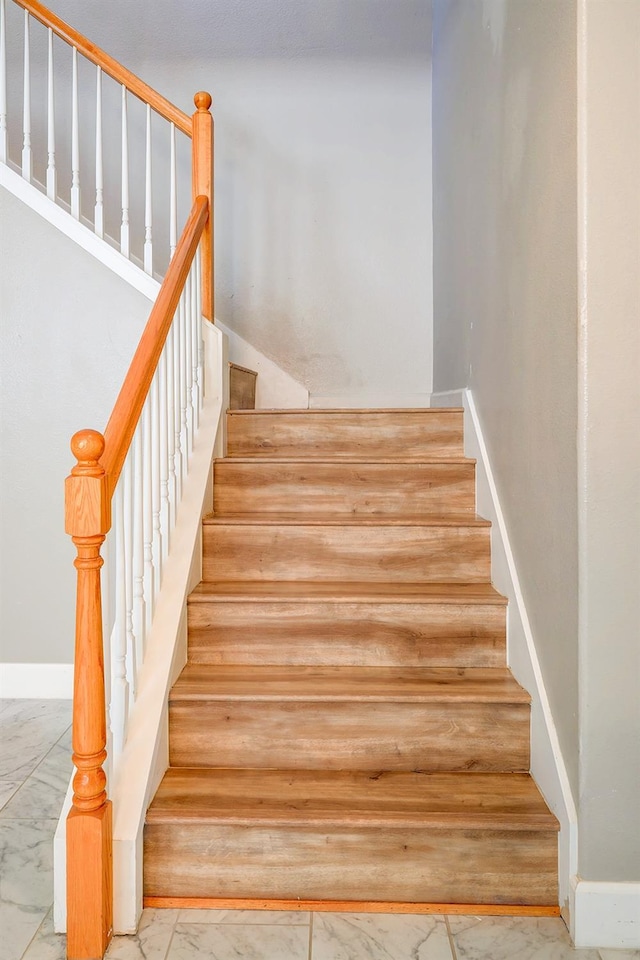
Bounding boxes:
[0,187,150,664]
[432,0,640,885]
[432,0,580,794]
[37,0,433,403]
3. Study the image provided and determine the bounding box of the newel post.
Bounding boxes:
[65,430,113,960]
[192,91,214,321]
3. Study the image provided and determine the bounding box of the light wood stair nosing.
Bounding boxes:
[203,513,492,527]
[146,768,559,832]
[186,582,508,604]
[227,408,465,415]
[168,665,531,705]
[215,456,477,464]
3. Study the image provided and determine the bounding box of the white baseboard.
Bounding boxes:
[309,392,432,409]
[0,663,73,699]
[570,878,640,949]
[431,388,578,912]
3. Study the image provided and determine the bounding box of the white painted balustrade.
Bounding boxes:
[0,0,193,275]
[106,246,204,765]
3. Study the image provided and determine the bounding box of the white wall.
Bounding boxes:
[0,186,150,664]
[432,0,580,795]
[578,0,640,882]
[27,0,434,404]
[432,0,640,896]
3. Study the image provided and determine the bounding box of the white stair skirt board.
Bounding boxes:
[53,322,227,935]
[431,389,578,914]
[216,320,309,410]
[0,663,73,699]
[310,392,432,409]
[0,164,159,302]
[0,164,305,412]
[570,879,640,949]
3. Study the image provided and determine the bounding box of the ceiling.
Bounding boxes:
[45,0,431,62]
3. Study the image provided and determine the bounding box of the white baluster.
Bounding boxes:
[101,533,114,789]
[151,372,163,585]
[123,453,136,707]
[0,0,7,163]
[196,247,204,412]
[120,85,130,257]
[174,295,185,498]
[166,324,177,531]
[132,426,146,667]
[111,480,129,764]
[142,399,155,630]
[94,66,104,237]
[70,47,80,218]
[169,122,177,258]
[178,291,189,482]
[46,29,56,200]
[22,11,31,182]
[159,349,170,560]
[144,104,153,274]
[185,264,195,456]
[190,259,200,431]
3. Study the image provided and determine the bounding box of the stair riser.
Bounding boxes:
[203,525,491,583]
[187,601,506,667]
[169,700,530,772]
[227,411,464,459]
[144,824,558,905]
[213,461,475,516]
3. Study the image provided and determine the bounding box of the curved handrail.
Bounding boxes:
[103,194,208,495]
[12,0,192,136]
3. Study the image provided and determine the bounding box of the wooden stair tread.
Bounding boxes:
[227,408,464,415]
[188,581,507,604]
[204,513,491,527]
[170,664,530,703]
[229,363,258,377]
[216,456,476,464]
[146,768,558,831]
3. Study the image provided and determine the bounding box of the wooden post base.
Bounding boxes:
[67,802,113,960]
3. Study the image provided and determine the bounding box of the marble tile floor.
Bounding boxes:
[2,699,639,960]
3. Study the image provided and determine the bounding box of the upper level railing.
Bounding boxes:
[0,2,216,957]
[0,0,213,294]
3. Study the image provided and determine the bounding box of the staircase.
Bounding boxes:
[144,407,559,907]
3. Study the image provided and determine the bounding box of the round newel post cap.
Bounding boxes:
[194,91,212,112]
[71,429,105,466]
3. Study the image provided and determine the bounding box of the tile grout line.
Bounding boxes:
[308,911,315,960]
[0,780,22,813]
[444,915,458,960]
[0,719,73,820]
[0,713,72,788]
[160,913,179,960]
[18,906,50,960]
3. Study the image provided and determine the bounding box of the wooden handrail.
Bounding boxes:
[12,0,192,136]
[103,194,208,495]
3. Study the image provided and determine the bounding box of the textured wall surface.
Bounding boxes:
[432,0,640,886]
[0,187,150,664]
[432,0,580,795]
[36,0,433,403]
